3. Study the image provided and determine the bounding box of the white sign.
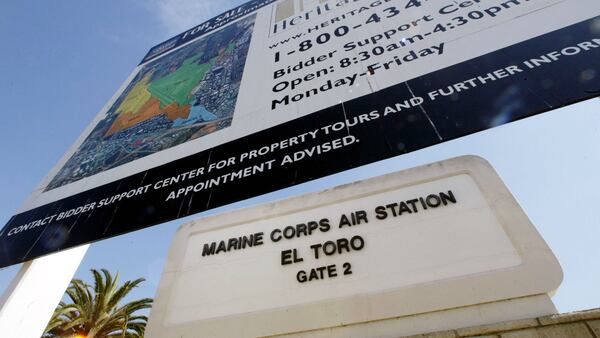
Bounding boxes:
[146,156,562,337]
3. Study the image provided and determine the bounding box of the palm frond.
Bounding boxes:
[42,269,154,338]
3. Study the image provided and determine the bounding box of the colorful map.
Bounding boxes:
[47,15,256,190]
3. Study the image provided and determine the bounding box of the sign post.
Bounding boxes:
[0,245,88,338]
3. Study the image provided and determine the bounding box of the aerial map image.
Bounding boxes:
[47,14,256,190]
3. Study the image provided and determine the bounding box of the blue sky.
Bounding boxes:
[0,0,599,317]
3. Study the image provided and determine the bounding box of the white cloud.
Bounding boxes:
[145,0,248,35]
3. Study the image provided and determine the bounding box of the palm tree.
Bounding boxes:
[43,269,153,338]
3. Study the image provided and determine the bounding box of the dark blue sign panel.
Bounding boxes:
[141,0,278,64]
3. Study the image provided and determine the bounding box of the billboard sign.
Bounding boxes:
[1,0,599,267]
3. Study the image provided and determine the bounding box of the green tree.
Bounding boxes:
[42,269,153,338]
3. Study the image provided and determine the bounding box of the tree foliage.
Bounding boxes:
[43,269,153,338]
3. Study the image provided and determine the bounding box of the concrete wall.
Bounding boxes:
[407,308,600,338]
